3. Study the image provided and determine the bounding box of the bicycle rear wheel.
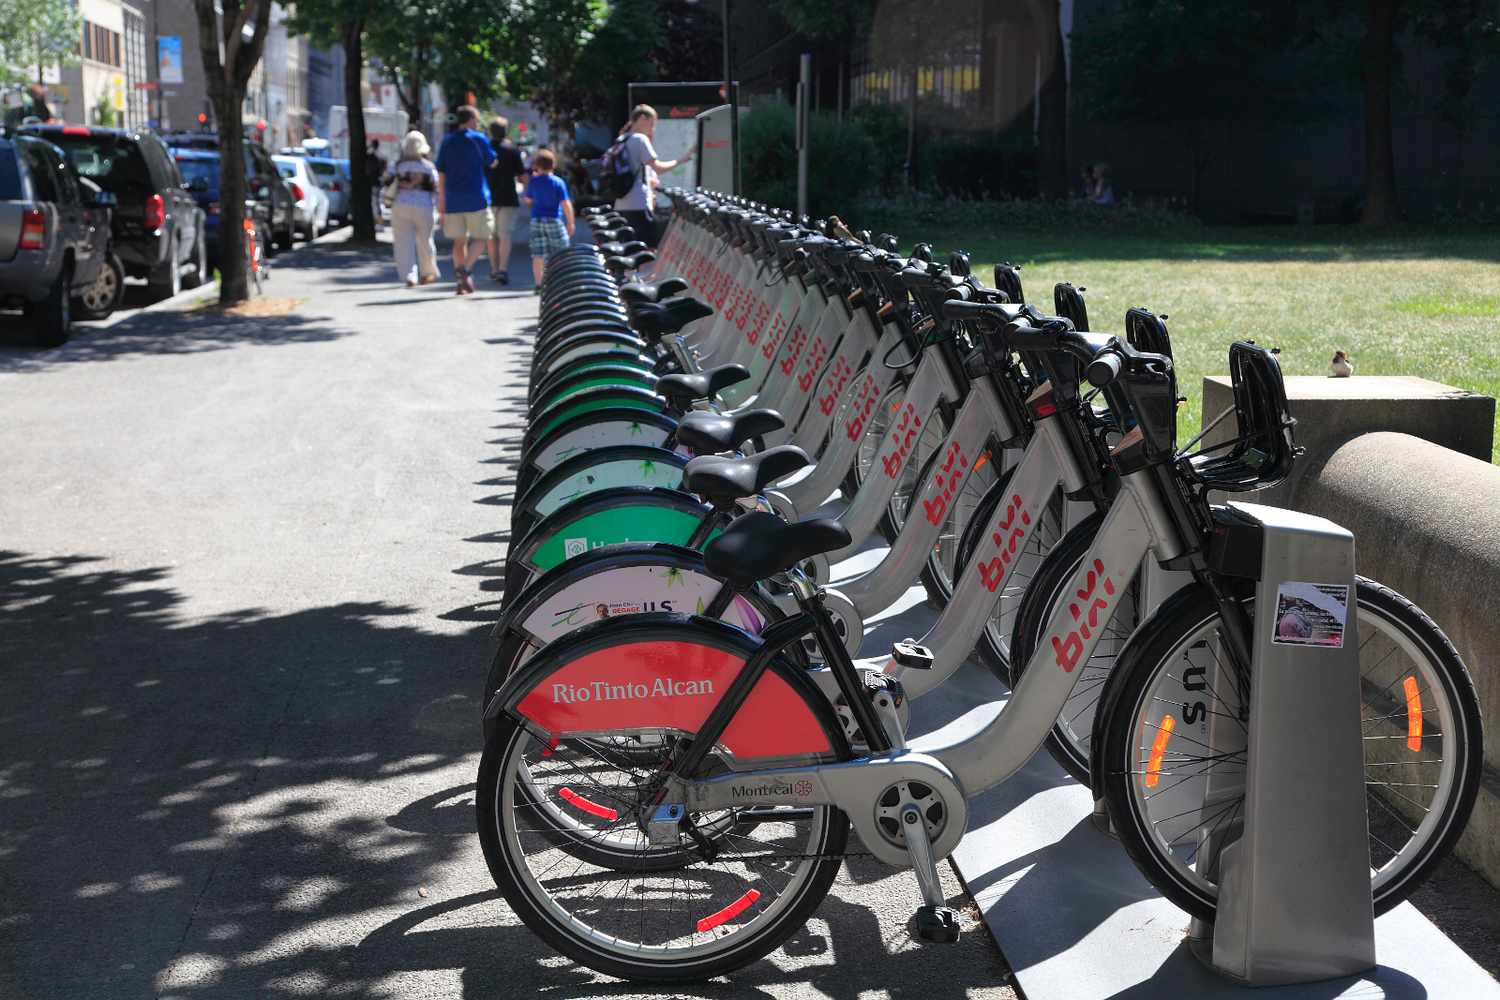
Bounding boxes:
[1095,578,1482,919]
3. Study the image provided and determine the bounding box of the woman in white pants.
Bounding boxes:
[390,131,441,286]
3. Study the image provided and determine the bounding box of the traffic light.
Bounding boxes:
[197,112,207,126]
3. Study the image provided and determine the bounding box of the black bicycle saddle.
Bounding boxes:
[704,512,851,588]
[683,445,810,504]
[655,363,749,408]
[675,409,785,454]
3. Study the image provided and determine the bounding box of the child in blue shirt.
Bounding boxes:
[523,148,575,291]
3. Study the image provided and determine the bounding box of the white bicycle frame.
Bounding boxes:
[671,402,1188,868]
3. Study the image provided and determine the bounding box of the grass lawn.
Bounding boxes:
[866,220,1500,462]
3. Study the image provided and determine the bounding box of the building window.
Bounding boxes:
[82,21,123,67]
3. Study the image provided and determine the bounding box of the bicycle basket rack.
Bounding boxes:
[992,263,1024,305]
[1185,341,1298,493]
[1054,282,1088,331]
[1125,307,1173,359]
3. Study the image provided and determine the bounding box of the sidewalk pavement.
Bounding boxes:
[0,231,1016,999]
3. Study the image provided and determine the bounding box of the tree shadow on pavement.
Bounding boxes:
[0,549,490,999]
[0,310,346,374]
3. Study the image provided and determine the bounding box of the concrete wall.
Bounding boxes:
[1298,433,1500,885]
[1201,376,1500,888]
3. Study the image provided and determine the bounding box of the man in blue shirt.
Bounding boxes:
[435,105,497,295]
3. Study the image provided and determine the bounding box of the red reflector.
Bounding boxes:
[697,889,761,933]
[330,182,342,192]
[143,193,165,230]
[19,208,46,250]
[62,125,91,136]
[1033,400,1058,418]
[558,787,618,822]
[290,183,305,202]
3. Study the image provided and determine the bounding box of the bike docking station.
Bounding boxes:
[908,500,1500,1000]
[1186,501,1374,985]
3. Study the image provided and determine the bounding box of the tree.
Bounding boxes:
[366,0,515,124]
[1071,1,1307,213]
[1306,0,1500,223]
[0,0,81,87]
[286,0,377,243]
[192,0,272,304]
[1031,0,1068,199]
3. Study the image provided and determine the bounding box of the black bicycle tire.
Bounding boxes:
[476,624,850,981]
[1095,578,1483,919]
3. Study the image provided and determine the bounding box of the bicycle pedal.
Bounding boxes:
[911,904,961,944]
[891,639,934,670]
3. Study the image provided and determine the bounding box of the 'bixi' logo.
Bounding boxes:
[563,537,589,558]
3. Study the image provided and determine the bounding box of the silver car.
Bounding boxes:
[304,157,351,224]
[272,155,330,240]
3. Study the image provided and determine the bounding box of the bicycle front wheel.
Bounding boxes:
[477,639,851,980]
[1096,578,1482,919]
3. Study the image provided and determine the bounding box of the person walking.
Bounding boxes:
[389,130,441,287]
[485,118,528,285]
[365,141,387,228]
[434,105,498,295]
[522,148,574,292]
[612,105,692,248]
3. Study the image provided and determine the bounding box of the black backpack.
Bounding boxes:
[600,136,637,200]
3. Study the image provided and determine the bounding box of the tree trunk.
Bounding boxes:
[194,0,246,304]
[1360,0,1400,225]
[344,21,376,242]
[1035,0,1068,199]
[214,89,250,303]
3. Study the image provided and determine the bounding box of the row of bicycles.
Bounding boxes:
[475,192,1483,982]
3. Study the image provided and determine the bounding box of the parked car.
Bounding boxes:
[0,134,115,345]
[163,133,297,254]
[21,124,207,301]
[272,155,330,239]
[170,148,274,276]
[304,156,351,224]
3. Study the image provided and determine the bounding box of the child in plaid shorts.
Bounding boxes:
[523,148,575,293]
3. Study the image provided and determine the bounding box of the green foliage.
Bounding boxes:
[0,0,82,87]
[849,195,1201,240]
[365,0,514,112]
[1071,1,1308,130]
[93,94,116,128]
[920,129,1037,200]
[846,102,905,195]
[739,103,878,218]
[770,0,869,41]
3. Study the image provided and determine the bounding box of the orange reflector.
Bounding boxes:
[974,451,990,473]
[1144,714,1176,788]
[697,888,761,933]
[558,786,618,821]
[1403,676,1423,752]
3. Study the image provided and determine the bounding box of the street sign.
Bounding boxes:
[158,37,184,85]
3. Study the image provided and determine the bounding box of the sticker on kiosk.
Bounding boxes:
[1271,582,1350,648]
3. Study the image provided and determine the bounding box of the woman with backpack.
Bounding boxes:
[606,105,692,247]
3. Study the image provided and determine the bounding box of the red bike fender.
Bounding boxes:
[511,636,832,760]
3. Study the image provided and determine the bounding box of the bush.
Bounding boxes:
[847,102,907,195]
[739,104,879,218]
[920,130,1038,200]
[848,194,1202,239]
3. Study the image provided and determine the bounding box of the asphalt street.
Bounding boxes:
[0,233,1018,1000]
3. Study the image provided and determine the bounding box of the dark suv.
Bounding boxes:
[170,148,277,273]
[21,124,207,300]
[164,132,296,254]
